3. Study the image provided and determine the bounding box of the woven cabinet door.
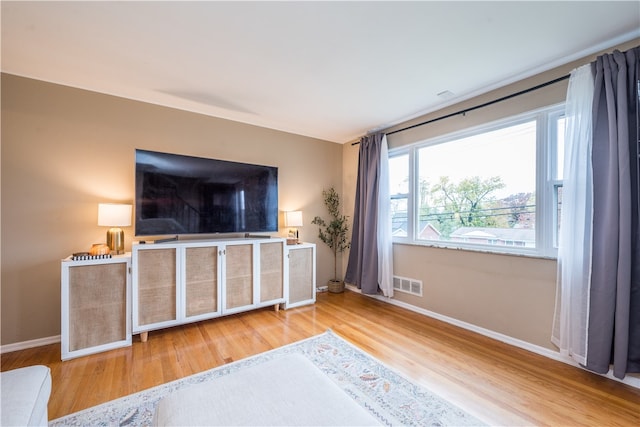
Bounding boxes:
[68,262,127,352]
[288,246,314,305]
[259,241,284,303]
[136,248,177,326]
[185,246,219,317]
[225,244,253,310]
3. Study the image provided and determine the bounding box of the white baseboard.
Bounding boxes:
[0,335,60,355]
[345,284,640,389]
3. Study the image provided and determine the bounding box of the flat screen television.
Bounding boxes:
[135,149,278,236]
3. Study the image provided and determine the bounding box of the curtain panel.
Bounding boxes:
[587,46,640,378]
[345,133,393,296]
[551,64,594,365]
[554,46,639,379]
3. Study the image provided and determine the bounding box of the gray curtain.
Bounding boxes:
[345,133,384,294]
[586,46,640,379]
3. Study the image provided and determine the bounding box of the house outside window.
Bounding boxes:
[389,104,564,258]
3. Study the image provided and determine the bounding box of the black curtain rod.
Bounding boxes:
[352,73,570,145]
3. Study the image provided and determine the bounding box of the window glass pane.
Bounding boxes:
[390,197,408,237]
[556,117,566,180]
[389,155,409,195]
[417,121,536,248]
[389,154,408,237]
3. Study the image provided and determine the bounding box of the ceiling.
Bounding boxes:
[2,1,639,143]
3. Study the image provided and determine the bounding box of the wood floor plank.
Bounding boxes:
[1,290,639,425]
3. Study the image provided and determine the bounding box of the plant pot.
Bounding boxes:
[328,280,345,293]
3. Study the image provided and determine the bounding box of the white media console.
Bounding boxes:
[61,237,316,360]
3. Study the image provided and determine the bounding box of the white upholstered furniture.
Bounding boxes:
[153,353,379,426]
[0,365,52,427]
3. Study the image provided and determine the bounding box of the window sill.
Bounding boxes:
[392,240,558,261]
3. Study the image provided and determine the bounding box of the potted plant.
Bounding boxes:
[311,187,351,293]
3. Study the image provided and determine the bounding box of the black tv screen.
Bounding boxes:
[135,149,278,236]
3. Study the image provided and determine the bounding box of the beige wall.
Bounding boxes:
[1,74,342,345]
[341,39,639,350]
[3,39,637,350]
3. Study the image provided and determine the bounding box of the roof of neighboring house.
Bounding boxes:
[419,223,441,236]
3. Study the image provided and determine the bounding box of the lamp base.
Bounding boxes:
[106,227,125,255]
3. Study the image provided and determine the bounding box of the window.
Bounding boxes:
[389,154,410,238]
[389,104,564,257]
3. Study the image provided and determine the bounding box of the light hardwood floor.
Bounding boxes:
[2,290,639,425]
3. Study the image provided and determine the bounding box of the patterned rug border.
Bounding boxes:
[50,329,485,426]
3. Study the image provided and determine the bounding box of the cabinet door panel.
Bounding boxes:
[137,248,176,326]
[68,263,127,351]
[225,244,253,309]
[289,247,314,304]
[260,241,284,302]
[185,246,218,317]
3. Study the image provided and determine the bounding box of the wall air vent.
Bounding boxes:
[392,275,423,297]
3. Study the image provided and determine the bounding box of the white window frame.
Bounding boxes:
[389,103,564,258]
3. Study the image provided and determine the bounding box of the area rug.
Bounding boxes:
[49,330,484,426]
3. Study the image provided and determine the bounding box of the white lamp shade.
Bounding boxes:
[98,203,132,227]
[284,210,303,227]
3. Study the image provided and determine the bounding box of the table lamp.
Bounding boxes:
[284,210,303,244]
[98,203,132,254]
